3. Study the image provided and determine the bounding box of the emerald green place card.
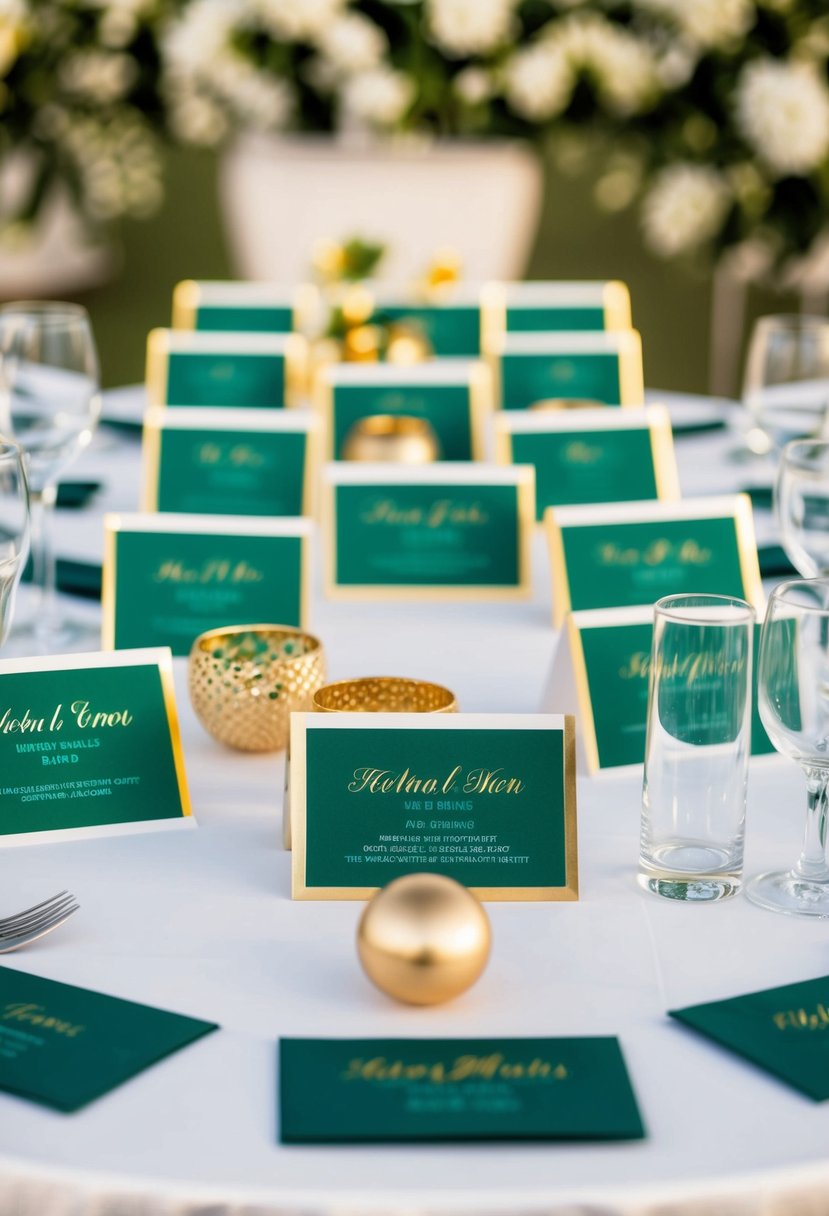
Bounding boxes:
[368,288,482,356]
[103,513,311,655]
[146,329,306,409]
[544,607,776,773]
[495,405,679,520]
[545,494,764,626]
[279,1036,644,1143]
[172,279,318,334]
[0,965,216,1111]
[481,280,632,350]
[493,331,644,410]
[318,359,492,461]
[669,976,829,1101]
[324,463,534,600]
[0,648,191,842]
[290,713,577,900]
[142,407,319,517]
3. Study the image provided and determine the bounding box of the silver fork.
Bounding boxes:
[0,891,79,954]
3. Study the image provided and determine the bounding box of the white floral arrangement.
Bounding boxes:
[3,0,829,275]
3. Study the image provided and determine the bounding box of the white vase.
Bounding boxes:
[218,133,544,286]
[0,153,115,301]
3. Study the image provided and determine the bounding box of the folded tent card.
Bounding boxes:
[145,328,308,409]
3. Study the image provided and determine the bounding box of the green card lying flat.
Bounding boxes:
[146,329,307,409]
[545,494,764,626]
[279,1036,644,1142]
[481,280,632,350]
[103,513,311,655]
[0,648,191,842]
[324,463,534,600]
[494,405,679,519]
[493,330,644,410]
[317,359,492,461]
[142,407,319,517]
[172,279,318,333]
[0,965,216,1111]
[670,975,829,1101]
[290,712,577,900]
[544,607,776,772]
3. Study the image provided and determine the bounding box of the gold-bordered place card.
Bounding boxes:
[141,407,319,517]
[494,405,679,520]
[102,513,312,655]
[172,280,320,334]
[481,280,632,352]
[323,462,534,601]
[290,712,578,901]
[491,330,644,411]
[316,359,492,461]
[0,647,191,844]
[146,329,307,409]
[545,494,764,626]
[362,285,483,357]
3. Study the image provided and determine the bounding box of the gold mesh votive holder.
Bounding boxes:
[189,625,326,753]
[313,675,457,714]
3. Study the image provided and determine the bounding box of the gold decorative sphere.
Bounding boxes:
[357,874,491,1006]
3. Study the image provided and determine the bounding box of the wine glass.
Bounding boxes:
[742,315,829,456]
[747,578,829,917]
[0,441,31,648]
[0,302,101,648]
[775,438,829,576]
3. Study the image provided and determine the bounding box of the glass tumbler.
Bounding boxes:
[639,593,756,902]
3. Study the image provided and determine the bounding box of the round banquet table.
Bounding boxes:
[2,388,829,1216]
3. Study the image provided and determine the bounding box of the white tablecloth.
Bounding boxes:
[2,391,825,1216]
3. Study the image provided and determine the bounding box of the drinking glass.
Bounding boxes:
[639,593,755,901]
[775,438,829,577]
[0,441,31,647]
[0,302,101,647]
[747,578,829,918]
[742,315,829,455]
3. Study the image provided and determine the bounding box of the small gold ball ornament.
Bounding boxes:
[357,873,491,1006]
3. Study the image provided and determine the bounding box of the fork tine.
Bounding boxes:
[0,890,70,930]
[0,892,76,932]
[0,896,78,939]
[0,904,79,954]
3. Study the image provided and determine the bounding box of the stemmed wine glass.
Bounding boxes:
[0,441,31,648]
[0,302,101,648]
[748,578,829,917]
[742,315,829,456]
[775,439,829,577]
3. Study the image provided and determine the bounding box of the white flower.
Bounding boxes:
[340,66,413,129]
[212,58,293,129]
[426,0,516,58]
[453,66,493,105]
[253,0,346,42]
[633,0,753,50]
[504,40,574,121]
[167,91,229,146]
[315,13,386,76]
[736,59,829,176]
[162,0,238,77]
[642,163,732,257]
[58,50,138,104]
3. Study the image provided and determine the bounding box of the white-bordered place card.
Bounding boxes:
[323,462,534,601]
[290,712,578,901]
[492,330,645,411]
[481,280,632,351]
[103,513,312,655]
[494,405,680,520]
[145,329,307,409]
[172,279,320,334]
[545,494,764,626]
[362,285,483,357]
[141,407,319,517]
[0,648,192,845]
[316,359,493,461]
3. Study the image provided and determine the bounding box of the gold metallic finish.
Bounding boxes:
[529,398,605,411]
[313,675,457,714]
[341,414,440,464]
[188,625,326,753]
[357,873,491,1006]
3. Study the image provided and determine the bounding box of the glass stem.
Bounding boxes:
[28,484,58,627]
[795,767,829,883]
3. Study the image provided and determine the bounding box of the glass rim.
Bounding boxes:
[770,577,829,616]
[654,592,756,625]
[754,313,829,332]
[0,301,90,328]
[0,439,24,463]
[781,437,829,469]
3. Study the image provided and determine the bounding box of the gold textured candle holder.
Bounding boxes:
[340,414,441,463]
[189,625,326,753]
[313,676,457,714]
[530,398,605,411]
